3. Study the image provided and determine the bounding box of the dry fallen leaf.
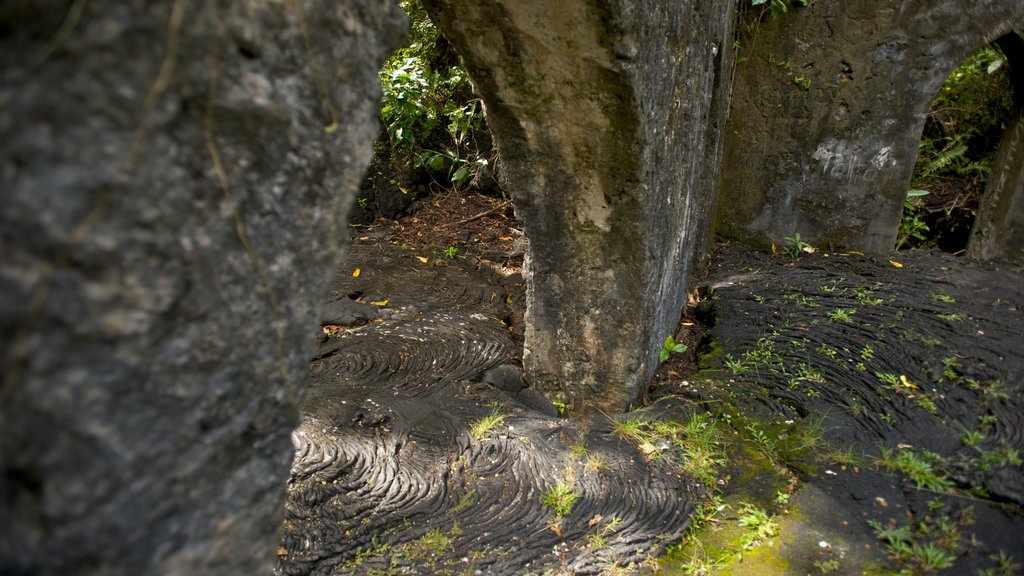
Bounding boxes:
[588,514,605,528]
[638,442,658,455]
[276,547,288,557]
[352,268,361,277]
[667,370,680,378]
[369,299,389,307]
[889,260,903,268]
[900,375,917,389]
[549,524,562,537]
[416,256,429,263]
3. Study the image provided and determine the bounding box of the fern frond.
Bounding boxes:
[922,143,968,176]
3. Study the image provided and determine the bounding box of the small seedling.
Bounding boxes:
[659,335,688,363]
[783,232,813,258]
[827,308,855,323]
[444,246,458,259]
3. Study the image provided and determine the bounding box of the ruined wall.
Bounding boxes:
[718,0,1024,253]
[0,1,405,573]
[423,0,734,413]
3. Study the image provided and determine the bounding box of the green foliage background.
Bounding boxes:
[899,45,1015,250]
[379,0,490,189]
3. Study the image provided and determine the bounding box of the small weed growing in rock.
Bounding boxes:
[737,502,778,549]
[782,232,812,258]
[979,551,1021,576]
[868,510,965,575]
[542,481,579,517]
[827,308,855,323]
[470,409,505,439]
[443,245,458,259]
[932,292,956,303]
[659,335,688,363]
[877,446,953,492]
[860,345,875,361]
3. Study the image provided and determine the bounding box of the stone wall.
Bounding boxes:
[423,0,734,412]
[0,1,404,573]
[717,0,1024,254]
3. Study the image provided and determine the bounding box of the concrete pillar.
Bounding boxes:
[422,0,734,412]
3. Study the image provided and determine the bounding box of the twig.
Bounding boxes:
[454,200,513,226]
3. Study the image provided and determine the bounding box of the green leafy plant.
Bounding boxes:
[443,245,458,259]
[659,335,688,363]
[737,502,778,549]
[379,1,490,189]
[783,232,812,258]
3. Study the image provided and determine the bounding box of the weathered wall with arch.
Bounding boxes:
[717,0,1024,255]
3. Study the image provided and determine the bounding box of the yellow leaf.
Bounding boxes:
[369,299,389,307]
[846,250,865,256]
[324,121,339,134]
[638,442,658,455]
[352,268,361,277]
[416,256,429,263]
[771,243,778,255]
[889,260,903,268]
[900,375,917,389]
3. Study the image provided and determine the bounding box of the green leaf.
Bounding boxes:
[659,349,670,363]
[672,343,688,354]
[451,165,470,183]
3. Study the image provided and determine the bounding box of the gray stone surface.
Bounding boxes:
[423,0,733,413]
[717,0,1024,253]
[969,108,1024,261]
[0,0,404,574]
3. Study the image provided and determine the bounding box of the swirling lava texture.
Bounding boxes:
[701,246,1024,506]
[277,243,694,575]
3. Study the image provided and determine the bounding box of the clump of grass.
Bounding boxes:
[827,308,855,323]
[404,526,456,560]
[470,409,505,439]
[542,480,579,518]
[877,446,954,492]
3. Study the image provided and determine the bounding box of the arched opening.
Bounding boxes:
[898,39,1018,253]
[349,0,520,265]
